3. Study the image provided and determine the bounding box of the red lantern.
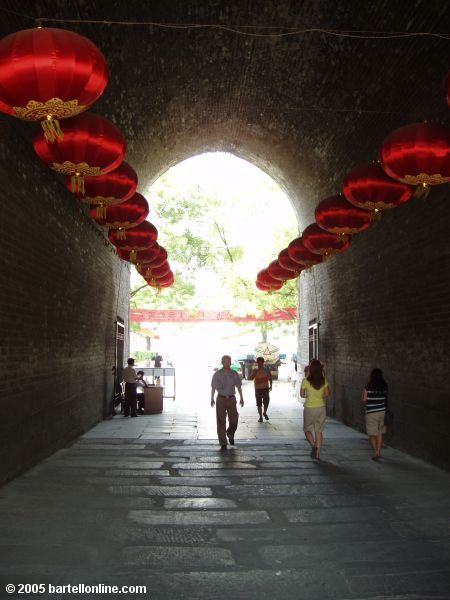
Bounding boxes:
[287,237,324,267]
[146,270,174,288]
[380,122,450,187]
[33,112,126,194]
[267,259,298,281]
[142,261,171,280]
[143,245,168,268]
[89,193,149,230]
[278,249,303,275]
[109,221,158,254]
[302,223,351,256]
[256,268,283,291]
[0,27,108,141]
[256,280,271,291]
[68,162,138,213]
[255,279,282,292]
[118,243,167,266]
[315,194,372,235]
[343,162,413,214]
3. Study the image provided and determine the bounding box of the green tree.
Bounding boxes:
[131,174,221,309]
[130,159,299,337]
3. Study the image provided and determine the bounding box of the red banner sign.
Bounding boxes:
[130,308,297,323]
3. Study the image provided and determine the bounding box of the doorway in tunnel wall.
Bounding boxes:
[308,319,319,362]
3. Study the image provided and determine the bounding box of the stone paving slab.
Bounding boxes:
[108,485,214,497]
[122,545,235,569]
[128,509,270,526]
[1,389,450,599]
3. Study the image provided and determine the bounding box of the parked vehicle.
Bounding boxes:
[237,342,281,380]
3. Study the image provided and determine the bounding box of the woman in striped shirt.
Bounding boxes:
[362,368,388,461]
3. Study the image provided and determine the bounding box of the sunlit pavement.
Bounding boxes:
[1,381,450,599]
[86,379,362,444]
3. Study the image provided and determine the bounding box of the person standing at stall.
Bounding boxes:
[122,358,138,418]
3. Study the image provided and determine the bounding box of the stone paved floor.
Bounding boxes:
[1,382,450,599]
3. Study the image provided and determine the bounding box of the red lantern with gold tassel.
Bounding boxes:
[142,261,171,280]
[315,194,372,234]
[146,270,174,288]
[68,161,137,216]
[278,248,303,275]
[118,243,166,266]
[0,27,108,142]
[255,279,282,292]
[343,162,413,215]
[380,123,450,189]
[302,223,350,256]
[256,269,283,292]
[267,259,298,281]
[109,221,158,261]
[256,280,273,292]
[33,112,126,194]
[89,193,149,231]
[142,245,168,269]
[287,237,324,267]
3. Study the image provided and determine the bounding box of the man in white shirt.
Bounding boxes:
[211,355,244,450]
[122,358,138,417]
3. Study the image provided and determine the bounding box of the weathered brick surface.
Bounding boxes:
[0,118,129,485]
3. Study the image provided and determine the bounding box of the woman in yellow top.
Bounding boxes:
[300,359,330,460]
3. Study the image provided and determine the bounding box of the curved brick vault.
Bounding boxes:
[0,0,449,482]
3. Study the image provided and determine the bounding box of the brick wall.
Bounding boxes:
[298,187,450,469]
[0,118,130,485]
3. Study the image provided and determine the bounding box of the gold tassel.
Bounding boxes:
[130,250,137,263]
[413,183,430,200]
[70,174,84,195]
[371,209,382,221]
[117,228,127,240]
[96,205,107,219]
[41,117,63,143]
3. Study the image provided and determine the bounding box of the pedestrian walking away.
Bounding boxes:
[211,355,244,450]
[362,368,388,460]
[122,358,138,417]
[249,356,272,422]
[300,359,330,460]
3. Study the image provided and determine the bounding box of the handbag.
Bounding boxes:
[384,409,394,426]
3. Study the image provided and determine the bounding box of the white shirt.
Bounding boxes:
[136,377,148,391]
[211,368,242,396]
[122,365,137,384]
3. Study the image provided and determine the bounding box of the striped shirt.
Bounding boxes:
[365,386,387,413]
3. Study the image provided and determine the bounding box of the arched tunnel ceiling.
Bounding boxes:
[1,1,449,224]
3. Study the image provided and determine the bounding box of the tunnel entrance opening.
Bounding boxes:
[129,151,301,409]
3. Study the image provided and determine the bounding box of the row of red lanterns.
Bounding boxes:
[257,115,450,291]
[0,26,174,291]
